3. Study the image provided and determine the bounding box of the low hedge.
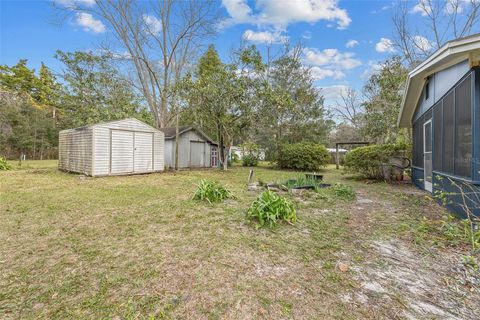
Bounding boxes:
[343,143,410,179]
[277,143,330,171]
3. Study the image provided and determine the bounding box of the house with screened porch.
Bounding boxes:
[398,34,480,217]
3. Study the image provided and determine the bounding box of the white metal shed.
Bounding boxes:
[58,118,164,176]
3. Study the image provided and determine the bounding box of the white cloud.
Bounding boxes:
[143,14,162,34]
[310,67,345,80]
[445,0,470,14]
[242,29,287,44]
[76,12,106,33]
[413,35,433,52]
[361,60,383,79]
[320,85,349,100]
[411,0,432,16]
[55,0,96,8]
[302,31,312,39]
[346,39,359,48]
[221,0,351,30]
[375,37,395,53]
[302,47,361,80]
[303,48,362,70]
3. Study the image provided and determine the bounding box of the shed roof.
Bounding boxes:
[59,118,160,133]
[160,126,217,144]
[398,33,480,128]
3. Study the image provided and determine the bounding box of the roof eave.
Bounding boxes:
[398,34,480,128]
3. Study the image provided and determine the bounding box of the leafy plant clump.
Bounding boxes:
[242,154,259,167]
[0,157,12,171]
[343,143,410,179]
[331,183,356,200]
[277,143,329,171]
[192,179,235,204]
[246,190,296,228]
[440,215,480,250]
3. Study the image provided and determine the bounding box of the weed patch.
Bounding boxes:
[192,179,235,204]
[246,190,296,228]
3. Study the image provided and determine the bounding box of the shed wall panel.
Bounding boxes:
[58,128,93,175]
[153,132,164,171]
[164,140,173,168]
[92,127,111,176]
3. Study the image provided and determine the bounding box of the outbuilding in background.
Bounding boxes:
[161,126,220,169]
[59,118,164,176]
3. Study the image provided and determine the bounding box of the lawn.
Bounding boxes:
[1,161,478,319]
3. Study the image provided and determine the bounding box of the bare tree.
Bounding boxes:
[58,0,218,128]
[331,87,363,129]
[393,0,480,66]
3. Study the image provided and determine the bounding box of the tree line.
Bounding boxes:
[2,0,478,164]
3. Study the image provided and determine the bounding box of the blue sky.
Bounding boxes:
[0,1,424,102]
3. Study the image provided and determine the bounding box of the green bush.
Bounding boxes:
[0,157,12,171]
[246,190,296,228]
[240,141,260,167]
[192,179,234,204]
[331,183,355,201]
[242,154,259,167]
[277,143,329,171]
[343,143,410,179]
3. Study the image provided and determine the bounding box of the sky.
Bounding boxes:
[0,0,435,104]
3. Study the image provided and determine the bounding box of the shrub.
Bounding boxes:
[246,190,296,228]
[343,143,409,179]
[192,179,234,204]
[0,157,12,171]
[240,141,260,167]
[242,154,259,167]
[331,183,355,201]
[277,143,329,171]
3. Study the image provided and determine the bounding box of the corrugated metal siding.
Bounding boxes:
[153,131,164,171]
[189,141,206,167]
[164,140,173,168]
[92,127,110,176]
[61,119,164,176]
[58,127,93,175]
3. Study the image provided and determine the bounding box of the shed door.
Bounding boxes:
[190,141,205,167]
[111,130,134,174]
[134,132,154,172]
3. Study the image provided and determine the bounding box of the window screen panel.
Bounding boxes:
[433,102,442,171]
[413,120,423,168]
[424,120,432,153]
[454,75,472,178]
[442,91,454,174]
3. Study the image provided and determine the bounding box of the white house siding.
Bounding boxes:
[414,59,470,121]
[58,127,93,175]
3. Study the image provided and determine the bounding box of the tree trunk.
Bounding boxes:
[174,112,179,171]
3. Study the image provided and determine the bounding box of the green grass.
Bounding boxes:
[0,162,475,319]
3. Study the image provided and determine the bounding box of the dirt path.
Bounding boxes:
[341,183,480,319]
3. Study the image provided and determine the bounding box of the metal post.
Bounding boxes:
[336,143,339,169]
